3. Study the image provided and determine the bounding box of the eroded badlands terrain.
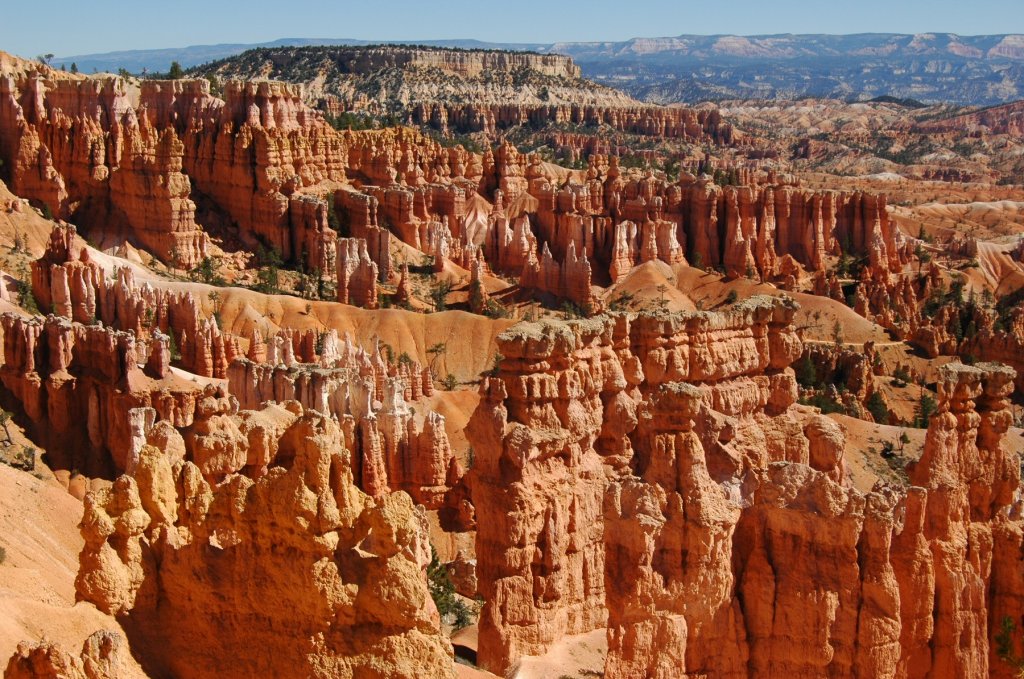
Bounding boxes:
[0,45,1023,678]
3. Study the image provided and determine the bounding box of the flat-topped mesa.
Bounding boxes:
[321,46,581,79]
[196,45,736,144]
[31,227,244,378]
[75,405,454,679]
[0,313,200,476]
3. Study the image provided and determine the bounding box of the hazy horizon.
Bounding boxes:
[2,0,1022,60]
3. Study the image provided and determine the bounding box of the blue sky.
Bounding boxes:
[3,0,1023,58]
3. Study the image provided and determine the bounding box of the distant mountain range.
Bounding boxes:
[51,33,1024,106]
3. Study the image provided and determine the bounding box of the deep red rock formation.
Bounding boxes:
[0,313,199,476]
[31,225,243,378]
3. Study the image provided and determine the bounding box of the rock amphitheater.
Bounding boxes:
[0,43,1022,679]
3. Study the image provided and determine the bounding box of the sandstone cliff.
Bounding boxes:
[189,45,736,144]
[465,297,1023,678]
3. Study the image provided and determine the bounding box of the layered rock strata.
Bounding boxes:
[467,296,807,673]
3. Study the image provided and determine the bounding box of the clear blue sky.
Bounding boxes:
[3,0,1023,58]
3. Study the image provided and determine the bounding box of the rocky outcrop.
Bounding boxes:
[75,407,454,678]
[468,296,806,673]
[520,241,600,312]
[4,631,141,679]
[409,103,736,143]
[0,74,210,266]
[468,316,633,673]
[0,69,347,271]
[287,194,337,278]
[334,144,907,304]
[602,360,1022,679]
[0,313,200,476]
[467,293,1024,678]
[336,237,379,308]
[226,330,452,505]
[31,225,243,378]
[0,59,906,313]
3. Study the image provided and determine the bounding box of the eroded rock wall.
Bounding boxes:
[0,313,199,476]
[75,406,454,679]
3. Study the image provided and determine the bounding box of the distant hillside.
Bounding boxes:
[187,45,636,114]
[54,33,1024,106]
[559,34,1024,106]
[51,38,547,75]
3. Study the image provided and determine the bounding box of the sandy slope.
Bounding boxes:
[0,464,146,675]
[892,201,1024,242]
[514,629,607,679]
[829,414,926,492]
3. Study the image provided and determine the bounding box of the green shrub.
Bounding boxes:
[866,391,889,424]
[800,393,845,415]
[427,546,472,630]
[913,392,937,429]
